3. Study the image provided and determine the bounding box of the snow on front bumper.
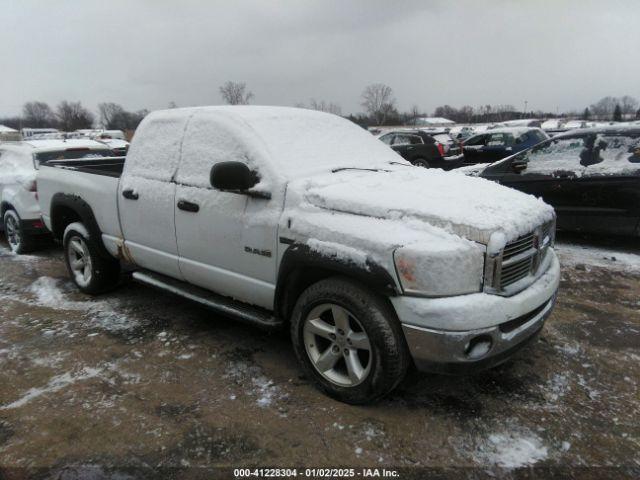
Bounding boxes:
[391,250,560,372]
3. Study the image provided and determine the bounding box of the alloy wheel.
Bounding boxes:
[67,235,93,288]
[5,214,21,252]
[303,303,372,387]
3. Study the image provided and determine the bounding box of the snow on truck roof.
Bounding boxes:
[130,106,404,185]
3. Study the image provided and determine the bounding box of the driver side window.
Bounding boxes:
[176,112,257,189]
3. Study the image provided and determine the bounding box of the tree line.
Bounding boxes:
[0,101,149,132]
[2,81,639,131]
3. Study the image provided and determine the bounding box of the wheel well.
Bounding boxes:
[50,205,82,241]
[277,266,335,321]
[0,201,13,217]
[276,266,398,323]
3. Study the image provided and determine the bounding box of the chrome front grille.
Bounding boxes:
[502,232,535,261]
[484,220,555,295]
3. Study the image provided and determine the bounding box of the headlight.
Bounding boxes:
[394,242,485,297]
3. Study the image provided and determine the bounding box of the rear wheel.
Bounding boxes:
[290,277,410,404]
[413,157,430,168]
[3,209,35,254]
[63,222,120,294]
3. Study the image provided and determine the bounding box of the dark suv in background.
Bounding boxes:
[378,130,462,169]
[462,127,549,165]
[478,127,640,236]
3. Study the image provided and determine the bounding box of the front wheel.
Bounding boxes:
[3,209,35,254]
[413,158,430,168]
[63,222,120,294]
[290,277,410,404]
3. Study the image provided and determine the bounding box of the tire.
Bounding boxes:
[62,222,120,294]
[413,158,430,168]
[290,277,410,404]
[3,209,36,254]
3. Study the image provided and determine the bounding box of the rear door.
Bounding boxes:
[576,133,640,234]
[391,133,420,158]
[117,113,192,279]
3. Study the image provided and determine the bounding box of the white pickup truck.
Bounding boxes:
[37,106,560,403]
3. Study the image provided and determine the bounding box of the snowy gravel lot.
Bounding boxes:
[0,233,638,478]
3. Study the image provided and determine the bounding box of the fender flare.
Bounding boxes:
[49,193,112,259]
[274,241,400,319]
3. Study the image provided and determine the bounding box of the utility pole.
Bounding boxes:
[524,100,528,117]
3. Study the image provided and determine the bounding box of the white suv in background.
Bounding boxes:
[0,139,113,253]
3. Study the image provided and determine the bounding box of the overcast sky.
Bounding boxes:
[1,0,638,116]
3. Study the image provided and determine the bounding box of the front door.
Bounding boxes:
[173,111,278,309]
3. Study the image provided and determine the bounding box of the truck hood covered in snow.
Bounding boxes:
[295,167,554,245]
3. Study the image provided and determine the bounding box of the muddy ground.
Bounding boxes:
[0,233,638,479]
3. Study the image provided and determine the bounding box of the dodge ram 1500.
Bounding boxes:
[37,106,560,403]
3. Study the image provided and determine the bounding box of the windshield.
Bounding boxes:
[35,148,113,164]
[236,110,405,179]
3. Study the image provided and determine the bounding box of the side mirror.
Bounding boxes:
[210,161,258,192]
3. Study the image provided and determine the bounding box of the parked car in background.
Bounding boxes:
[493,119,543,128]
[95,132,130,156]
[37,106,559,403]
[477,127,640,236]
[461,127,549,165]
[378,130,462,169]
[0,139,114,253]
[96,137,130,156]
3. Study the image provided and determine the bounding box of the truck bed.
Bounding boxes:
[38,157,125,245]
[43,156,125,178]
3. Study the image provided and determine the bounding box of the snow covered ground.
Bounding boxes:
[0,236,638,474]
[555,241,640,273]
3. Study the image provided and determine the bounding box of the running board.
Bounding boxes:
[132,270,283,330]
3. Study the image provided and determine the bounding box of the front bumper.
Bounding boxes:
[392,250,560,373]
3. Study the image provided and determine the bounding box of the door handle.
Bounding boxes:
[177,200,200,213]
[122,189,139,200]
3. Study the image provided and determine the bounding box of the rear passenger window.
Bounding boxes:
[582,134,640,175]
[487,133,512,146]
[124,112,192,182]
[515,133,529,144]
[393,134,422,146]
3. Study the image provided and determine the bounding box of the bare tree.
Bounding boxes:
[98,102,126,129]
[22,101,56,128]
[590,96,617,119]
[620,95,639,116]
[361,83,396,126]
[219,81,254,105]
[56,101,94,131]
[297,99,342,115]
[167,101,178,109]
[406,105,421,125]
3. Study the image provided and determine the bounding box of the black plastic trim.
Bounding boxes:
[274,241,399,319]
[49,193,112,259]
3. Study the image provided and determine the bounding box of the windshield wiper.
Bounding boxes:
[331,167,386,173]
